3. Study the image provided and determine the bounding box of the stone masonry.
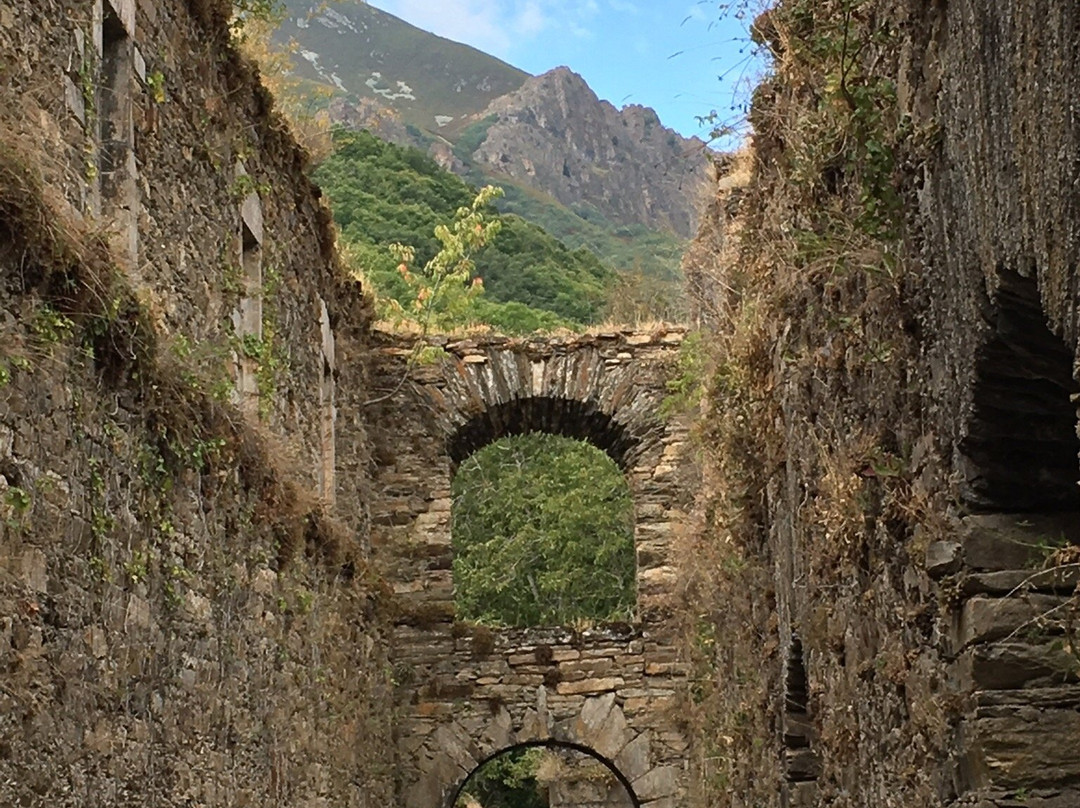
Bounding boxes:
[365,328,696,807]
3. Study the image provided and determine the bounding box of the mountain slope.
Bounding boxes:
[275,0,529,136]
[314,129,615,331]
[274,1,710,237]
[469,67,709,238]
[272,0,706,317]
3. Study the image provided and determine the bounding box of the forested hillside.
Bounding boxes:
[271,1,697,322]
[313,130,616,332]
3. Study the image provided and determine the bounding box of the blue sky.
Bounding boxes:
[365,0,766,141]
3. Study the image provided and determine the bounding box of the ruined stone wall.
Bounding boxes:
[684,2,1080,807]
[365,330,696,807]
[0,1,394,805]
[393,624,688,807]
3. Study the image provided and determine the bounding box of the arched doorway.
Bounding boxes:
[450,741,640,808]
[450,430,637,628]
[366,332,694,807]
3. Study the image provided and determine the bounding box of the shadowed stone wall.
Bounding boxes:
[366,329,696,807]
[0,1,394,804]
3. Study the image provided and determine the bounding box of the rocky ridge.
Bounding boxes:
[469,67,711,238]
[275,2,710,240]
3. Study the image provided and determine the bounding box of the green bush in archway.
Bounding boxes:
[451,432,636,627]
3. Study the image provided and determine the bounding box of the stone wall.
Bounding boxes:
[0,1,394,805]
[393,624,688,807]
[683,1,1080,807]
[365,329,696,807]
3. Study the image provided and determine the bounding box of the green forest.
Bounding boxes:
[313,130,617,332]
[451,433,636,627]
[456,748,547,808]
[314,129,640,650]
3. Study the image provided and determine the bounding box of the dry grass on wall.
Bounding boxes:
[0,118,370,576]
[676,1,961,805]
[0,117,397,806]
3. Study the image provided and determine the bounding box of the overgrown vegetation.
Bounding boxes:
[679,0,941,804]
[315,129,615,332]
[0,122,366,575]
[455,746,627,808]
[486,174,688,289]
[456,748,547,808]
[451,433,635,627]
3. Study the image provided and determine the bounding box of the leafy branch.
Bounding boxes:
[363,185,503,406]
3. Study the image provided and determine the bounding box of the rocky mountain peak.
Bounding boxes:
[467,68,712,238]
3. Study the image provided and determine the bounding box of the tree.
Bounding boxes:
[380,184,503,332]
[313,130,614,330]
[457,748,547,808]
[451,433,636,627]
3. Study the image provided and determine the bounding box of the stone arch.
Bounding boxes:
[448,396,639,472]
[448,740,641,808]
[368,331,694,807]
[403,677,676,808]
[430,337,674,477]
[370,331,691,626]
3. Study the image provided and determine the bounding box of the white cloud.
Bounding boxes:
[370,0,600,58]
[607,0,640,14]
[685,4,709,22]
[372,0,515,56]
[568,21,593,39]
[513,1,549,37]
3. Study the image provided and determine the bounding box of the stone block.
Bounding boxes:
[520,708,549,740]
[926,540,962,577]
[632,765,679,800]
[133,45,145,82]
[969,705,1080,788]
[555,676,624,696]
[252,567,277,595]
[63,74,85,125]
[433,724,478,773]
[482,705,512,750]
[85,626,108,658]
[104,0,136,37]
[590,703,630,760]
[560,657,614,675]
[236,168,264,245]
[615,731,651,781]
[960,513,1080,571]
[962,566,1080,596]
[958,595,1069,647]
[183,590,212,621]
[124,594,151,630]
[644,661,689,676]
[137,0,157,25]
[965,641,1079,690]
[21,547,47,592]
[577,692,616,731]
[550,648,581,662]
